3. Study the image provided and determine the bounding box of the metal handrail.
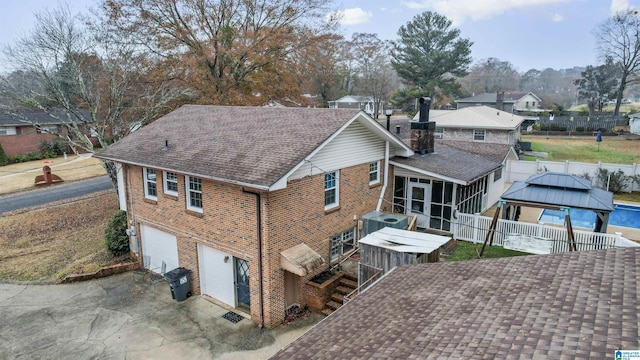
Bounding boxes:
[343,266,382,304]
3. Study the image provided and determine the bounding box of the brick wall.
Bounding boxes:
[125,160,393,328]
[0,127,57,157]
[262,161,388,327]
[126,165,261,322]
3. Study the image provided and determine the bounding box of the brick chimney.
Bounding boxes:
[410,97,435,154]
[496,91,504,111]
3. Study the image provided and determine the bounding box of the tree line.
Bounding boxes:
[1,1,640,185]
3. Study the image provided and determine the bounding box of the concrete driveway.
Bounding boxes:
[0,273,322,360]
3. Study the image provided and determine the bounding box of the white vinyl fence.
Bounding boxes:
[506,159,640,192]
[453,212,639,254]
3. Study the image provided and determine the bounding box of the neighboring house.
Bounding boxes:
[328,95,381,116]
[456,91,543,113]
[271,247,640,359]
[391,101,518,230]
[94,105,414,329]
[412,105,525,146]
[0,109,96,157]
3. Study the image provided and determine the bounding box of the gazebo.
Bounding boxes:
[482,172,614,254]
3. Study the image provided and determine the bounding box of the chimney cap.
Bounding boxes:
[419,97,432,104]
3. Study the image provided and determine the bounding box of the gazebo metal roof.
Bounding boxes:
[501,172,614,212]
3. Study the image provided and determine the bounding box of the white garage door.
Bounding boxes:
[140,224,179,274]
[198,244,235,307]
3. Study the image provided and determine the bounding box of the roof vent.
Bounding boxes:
[162,140,170,152]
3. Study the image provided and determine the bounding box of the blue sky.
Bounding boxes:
[0,0,637,72]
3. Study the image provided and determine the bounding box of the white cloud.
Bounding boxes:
[326,8,373,26]
[611,0,630,15]
[552,13,564,22]
[401,0,571,26]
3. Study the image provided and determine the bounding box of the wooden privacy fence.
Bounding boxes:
[453,212,638,254]
[535,114,627,132]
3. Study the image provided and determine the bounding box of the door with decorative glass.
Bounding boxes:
[235,258,250,310]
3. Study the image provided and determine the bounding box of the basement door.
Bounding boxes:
[139,224,179,274]
[198,244,235,307]
[407,182,431,228]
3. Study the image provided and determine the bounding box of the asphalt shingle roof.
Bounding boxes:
[456,91,531,103]
[412,106,525,130]
[95,105,364,188]
[382,117,511,183]
[271,247,640,359]
[0,109,88,126]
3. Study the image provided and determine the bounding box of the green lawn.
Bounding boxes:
[446,241,532,262]
[521,136,640,164]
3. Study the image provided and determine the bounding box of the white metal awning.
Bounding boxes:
[359,227,451,253]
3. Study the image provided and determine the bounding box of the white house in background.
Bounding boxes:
[456,91,543,113]
[412,105,525,146]
[328,95,381,116]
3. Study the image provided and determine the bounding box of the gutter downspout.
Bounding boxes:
[376,141,390,211]
[242,188,265,329]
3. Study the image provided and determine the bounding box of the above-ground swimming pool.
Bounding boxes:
[538,203,640,230]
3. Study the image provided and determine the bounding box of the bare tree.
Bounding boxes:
[460,58,520,95]
[595,9,640,115]
[350,33,396,118]
[0,5,193,189]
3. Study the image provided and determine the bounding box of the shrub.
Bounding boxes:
[11,154,29,163]
[105,210,130,256]
[0,143,8,166]
[39,138,67,156]
[595,168,630,193]
[26,152,44,161]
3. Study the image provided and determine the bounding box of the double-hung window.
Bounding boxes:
[163,171,178,196]
[186,176,203,212]
[369,161,380,185]
[473,129,486,142]
[143,168,157,201]
[324,171,339,210]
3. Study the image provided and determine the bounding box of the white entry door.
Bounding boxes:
[198,244,235,307]
[407,182,431,228]
[139,224,179,274]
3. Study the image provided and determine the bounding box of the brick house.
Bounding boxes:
[94,105,414,328]
[0,109,97,157]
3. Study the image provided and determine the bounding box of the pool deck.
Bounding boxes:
[482,188,640,243]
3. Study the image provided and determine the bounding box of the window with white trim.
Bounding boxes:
[186,176,203,212]
[90,127,98,137]
[435,128,444,139]
[0,126,17,135]
[163,171,178,196]
[330,228,355,262]
[143,168,157,200]
[369,161,380,184]
[324,171,339,209]
[473,129,486,141]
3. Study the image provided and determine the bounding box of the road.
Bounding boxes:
[0,176,113,214]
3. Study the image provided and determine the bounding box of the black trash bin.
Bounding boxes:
[164,267,192,302]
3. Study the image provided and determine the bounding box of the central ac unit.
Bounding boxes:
[362,211,409,237]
